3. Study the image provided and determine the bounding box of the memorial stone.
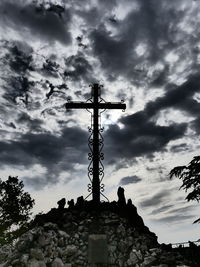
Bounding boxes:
[88,234,108,264]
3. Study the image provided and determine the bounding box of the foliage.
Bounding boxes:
[0,176,35,244]
[169,156,200,223]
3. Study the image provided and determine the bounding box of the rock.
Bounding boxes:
[109,245,117,253]
[57,247,63,257]
[38,235,47,247]
[21,254,29,264]
[117,258,124,267]
[58,238,65,247]
[104,218,119,225]
[51,257,64,267]
[58,231,69,238]
[27,259,46,267]
[109,253,116,264]
[118,240,127,252]
[117,224,126,238]
[128,251,139,265]
[78,225,84,232]
[133,249,143,261]
[0,195,192,267]
[74,233,79,239]
[11,258,21,266]
[43,223,58,231]
[16,232,33,252]
[63,245,77,257]
[143,256,157,266]
[127,236,134,246]
[0,251,9,262]
[153,264,168,267]
[30,248,44,260]
[0,262,8,267]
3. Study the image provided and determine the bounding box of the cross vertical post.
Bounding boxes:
[92,84,100,204]
[65,83,126,204]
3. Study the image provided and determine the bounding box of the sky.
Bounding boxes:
[0,0,200,244]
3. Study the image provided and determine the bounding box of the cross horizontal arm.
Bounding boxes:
[65,102,94,109]
[99,102,126,110]
[65,102,126,110]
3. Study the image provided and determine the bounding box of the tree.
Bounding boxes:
[169,156,200,223]
[0,176,35,244]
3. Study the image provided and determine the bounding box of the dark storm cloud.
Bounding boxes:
[105,118,186,162]
[191,117,200,134]
[0,126,88,184]
[139,190,171,208]
[64,52,95,83]
[90,27,128,78]
[0,42,36,104]
[143,74,200,118]
[8,44,34,73]
[89,0,176,83]
[42,58,60,78]
[0,1,71,44]
[4,76,35,105]
[119,175,142,185]
[17,112,43,132]
[104,74,200,162]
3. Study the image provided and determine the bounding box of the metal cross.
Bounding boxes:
[65,84,126,204]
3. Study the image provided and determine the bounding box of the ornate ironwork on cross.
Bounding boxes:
[65,84,126,204]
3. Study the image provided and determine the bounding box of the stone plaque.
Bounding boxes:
[88,234,108,264]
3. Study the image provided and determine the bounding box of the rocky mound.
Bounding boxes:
[0,187,192,267]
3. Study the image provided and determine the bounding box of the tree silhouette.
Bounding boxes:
[0,176,35,244]
[169,156,200,223]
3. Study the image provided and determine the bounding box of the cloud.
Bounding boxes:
[23,175,48,190]
[8,43,34,73]
[119,175,142,185]
[0,1,71,44]
[191,117,200,134]
[144,74,200,119]
[103,74,200,163]
[17,112,43,132]
[90,27,129,79]
[150,205,174,215]
[154,214,195,224]
[104,117,186,162]
[167,206,195,215]
[64,52,95,83]
[139,189,171,208]
[0,126,88,185]
[89,0,180,84]
[149,201,197,224]
[4,76,35,104]
[170,143,189,153]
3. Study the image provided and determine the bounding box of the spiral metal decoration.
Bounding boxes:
[85,92,108,201]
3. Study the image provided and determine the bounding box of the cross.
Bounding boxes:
[65,83,126,204]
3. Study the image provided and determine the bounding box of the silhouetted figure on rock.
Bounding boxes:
[76,196,84,209]
[57,198,66,210]
[68,199,75,209]
[127,199,145,229]
[117,186,126,207]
